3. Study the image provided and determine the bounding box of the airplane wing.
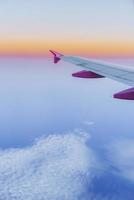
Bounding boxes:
[49,50,134,100]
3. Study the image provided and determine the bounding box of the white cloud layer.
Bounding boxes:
[0,131,98,200]
[109,139,134,182]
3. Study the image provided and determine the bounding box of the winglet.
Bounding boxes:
[49,50,63,64]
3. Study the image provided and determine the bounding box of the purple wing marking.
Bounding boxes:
[114,88,134,100]
[49,50,63,64]
[72,70,104,78]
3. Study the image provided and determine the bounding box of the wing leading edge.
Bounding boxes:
[49,50,134,100]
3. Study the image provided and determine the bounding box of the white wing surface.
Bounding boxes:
[62,55,134,86]
[49,50,134,100]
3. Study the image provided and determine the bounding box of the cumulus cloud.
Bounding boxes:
[108,139,134,182]
[0,131,99,200]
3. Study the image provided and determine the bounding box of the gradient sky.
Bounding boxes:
[0,0,134,57]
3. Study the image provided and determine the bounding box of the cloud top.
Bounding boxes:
[0,131,98,200]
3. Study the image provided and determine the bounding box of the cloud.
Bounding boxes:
[108,139,134,182]
[83,121,95,126]
[0,131,99,200]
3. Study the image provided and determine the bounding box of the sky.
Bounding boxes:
[0,2,134,199]
[0,58,134,199]
[0,0,134,57]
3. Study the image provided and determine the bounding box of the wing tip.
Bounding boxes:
[49,50,63,64]
[49,50,63,56]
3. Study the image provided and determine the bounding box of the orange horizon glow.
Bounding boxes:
[0,39,134,58]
